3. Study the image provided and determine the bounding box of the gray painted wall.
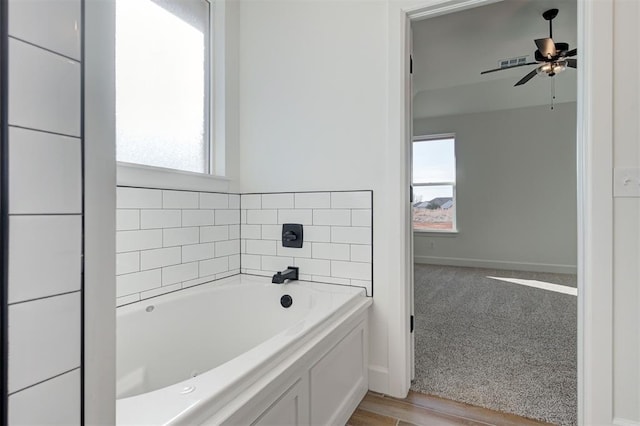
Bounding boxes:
[413,102,577,273]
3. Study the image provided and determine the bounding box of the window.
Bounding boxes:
[412,135,457,232]
[116,0,211,174]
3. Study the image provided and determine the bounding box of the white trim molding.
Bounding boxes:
[613,417,640,426]
[117,162,230,193]
[407,0,503,21]
[391,0,616,424]
[84,1,116,423]
[386,0,508,400]
[414,255,577,275]
[614,419,640,426]
[576,0,615,424]
[367,365,389,392]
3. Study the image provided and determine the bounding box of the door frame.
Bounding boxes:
[386,0,614,424]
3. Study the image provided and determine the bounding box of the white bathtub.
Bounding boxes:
[116,274,372,425]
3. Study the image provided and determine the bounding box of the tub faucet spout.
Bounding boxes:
[272,266,299,284]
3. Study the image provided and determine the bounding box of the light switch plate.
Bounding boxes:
[614,168,640,197]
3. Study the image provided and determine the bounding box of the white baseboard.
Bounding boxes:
[367,365,388,394]
[614,418,640,426]
[334,381,368,426]
[414,255,577,274]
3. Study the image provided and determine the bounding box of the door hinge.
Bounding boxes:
[410,315,414,333]
[410,55,413,74]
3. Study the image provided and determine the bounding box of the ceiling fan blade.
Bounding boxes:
[567,59,577,69]
[535,38,557,57]
[514,68,539,86]
[565,48,577,57]
[480,62,538,75]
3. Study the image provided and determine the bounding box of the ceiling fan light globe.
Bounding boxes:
[537,63,552,74]
[553,60,568,74]
[536,61,567,78]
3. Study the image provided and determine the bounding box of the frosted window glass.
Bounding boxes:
[116,0,210,173]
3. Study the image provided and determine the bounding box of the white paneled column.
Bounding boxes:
[6,0,83,423]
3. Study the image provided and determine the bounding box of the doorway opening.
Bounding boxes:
[409,1,578,424]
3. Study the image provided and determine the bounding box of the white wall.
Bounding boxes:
[6,1,83,422]
[237,0,394,392]
[236,0,640,411]
[612,0,640,422]
[413,103,577,273]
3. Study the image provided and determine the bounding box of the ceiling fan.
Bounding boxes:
[480,8,577,87]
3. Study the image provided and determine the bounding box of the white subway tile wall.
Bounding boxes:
[241,191,373,296]
[116,188,241,306]
[6,2,83,422]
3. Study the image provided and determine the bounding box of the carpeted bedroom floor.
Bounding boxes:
[411,264,577,426]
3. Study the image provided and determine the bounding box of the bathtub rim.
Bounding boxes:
[116,274,371,425]
[116,273,367,312]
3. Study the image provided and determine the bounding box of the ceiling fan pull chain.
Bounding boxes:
[551,78,556,110]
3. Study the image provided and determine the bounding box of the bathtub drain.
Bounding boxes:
[280,295,293,308]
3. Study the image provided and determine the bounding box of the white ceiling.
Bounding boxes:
[412,0,577,119]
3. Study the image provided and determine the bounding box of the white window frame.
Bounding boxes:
[115,0,230,192]
[412,133,458,234]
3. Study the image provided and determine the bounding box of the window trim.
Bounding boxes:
[117,161,230,193]
[204,0,213,174]
[211,0,227,177]
[412,134,458,234]
[116,0,223,183]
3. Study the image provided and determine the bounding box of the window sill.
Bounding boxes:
[413,229,459,237]
[117,162,231,193]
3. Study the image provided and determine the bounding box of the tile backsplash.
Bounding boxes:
[116,188,373,305]
[116,187,241,306]
[241,191,373,296]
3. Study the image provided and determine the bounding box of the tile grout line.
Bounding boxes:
[8,35,80,63]
[8,289,81,307]
[8,367,81,397]
[8,124,81,140]
[9,212,82,216]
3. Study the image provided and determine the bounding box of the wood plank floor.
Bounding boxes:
[346,391,555,426]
